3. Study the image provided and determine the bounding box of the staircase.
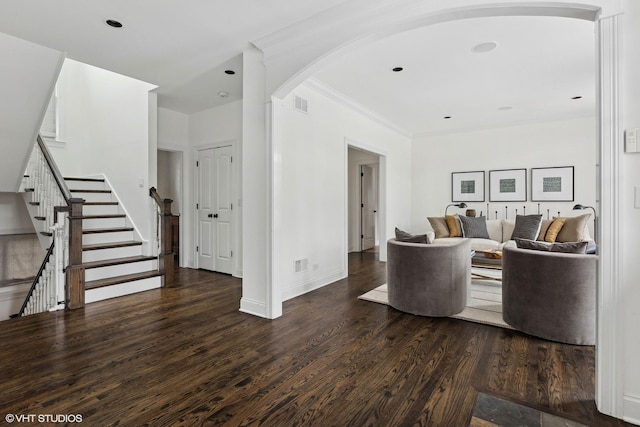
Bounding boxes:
[65,177,162,304]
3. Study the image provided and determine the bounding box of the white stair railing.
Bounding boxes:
[14,136,71,317]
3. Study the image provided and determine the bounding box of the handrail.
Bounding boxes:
[149,187,174,286]
[10,241,55,318]
[36,134,71,204]
[149,187,163,205]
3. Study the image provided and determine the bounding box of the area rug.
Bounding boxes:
[469,392,587,426]
[358,268,511,329]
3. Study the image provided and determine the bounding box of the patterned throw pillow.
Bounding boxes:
[458,216,490,239]
[445,215,462,237]
[537,219,553,241]
[394,227,429,244]
[511,214,543,240]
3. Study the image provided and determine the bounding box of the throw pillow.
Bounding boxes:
[445,215,462,237]
[394,227,429,244]
[550,241,589,254]
[515,238,551,251]
[555,213,591,242]
[458,215,490,239]
[544,218,565,243]
[537,219,553,241]
[511,214,543,240]
[427,217,450,239]
[515,238,588,254]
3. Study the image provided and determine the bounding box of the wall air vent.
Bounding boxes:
[293,95,308,113]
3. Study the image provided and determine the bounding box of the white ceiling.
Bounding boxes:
[312,16,596,136]
[0,3,595,129]
[0,0,352,113]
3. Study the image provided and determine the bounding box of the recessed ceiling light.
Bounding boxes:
[392,67,403,72]
[472,42,498,53]
[572,96,583,100]
[498,106,513,111]
[105,19,123,28]
[224,70,236,75]
[444,116,452,119]
[218,91,229,98]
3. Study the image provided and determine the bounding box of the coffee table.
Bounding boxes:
[471,250,502,281]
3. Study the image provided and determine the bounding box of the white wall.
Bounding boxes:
[620,0,640,422]
[188,100,243,275]
[158,108,188,149]
[411,117,597,235]
[347,148,379,252]
[0,193,34,235]
[274,82,412,302]
[0,31,64,192]
[47,59,157,242]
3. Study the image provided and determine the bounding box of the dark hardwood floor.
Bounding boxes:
[0,253,630,426]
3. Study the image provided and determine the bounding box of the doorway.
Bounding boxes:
[196,145,234,274]
[157,149,183,265]
[347,146,380,254]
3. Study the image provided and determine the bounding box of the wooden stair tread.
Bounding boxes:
[84,202,119,206]
[64,177,105,182]
[34,216,46,221]
[83,227,134,234]
[83,255,156,270]
[40,231,53,237]
[85,270,161,290]
[82,214,126,219]
[28,201,39,206]
[69,189,111,193]
[83,241,142,251]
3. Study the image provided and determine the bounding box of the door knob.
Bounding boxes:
[213,213,219,218]
[208,213,213,218]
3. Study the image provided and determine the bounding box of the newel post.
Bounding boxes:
[160,198,174,286]
[67,198,85,309]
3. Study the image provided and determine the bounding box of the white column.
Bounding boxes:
[241,47,281,319]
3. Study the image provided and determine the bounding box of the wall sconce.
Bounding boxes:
[445,202,467,215]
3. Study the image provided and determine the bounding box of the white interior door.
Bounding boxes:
[361,164,376,251]
[197,146,233,274]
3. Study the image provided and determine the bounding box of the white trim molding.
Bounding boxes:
[281,268,346,302]
[595,13,623,419]
[623,394,640,425]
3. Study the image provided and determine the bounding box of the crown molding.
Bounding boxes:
[303,78,413,139]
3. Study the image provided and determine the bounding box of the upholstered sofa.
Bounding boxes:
[501,246,597,345]
[387,238,471,317]
[427,215,594,253]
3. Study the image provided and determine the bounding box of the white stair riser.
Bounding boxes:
[83,204,120,216]
[83,231,134,245]
[85,276,161,304]
[82,217,126,229]
[70,192,113,203]
[82,245,142,263]
[85,260,157,281]
[65,180,106,191]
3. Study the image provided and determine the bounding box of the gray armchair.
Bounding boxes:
[387,239,471,316]
[502,247,597,345]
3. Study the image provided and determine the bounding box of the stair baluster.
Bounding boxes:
[149,187,174,286]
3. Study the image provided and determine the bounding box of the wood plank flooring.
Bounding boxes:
[0,252,630,426]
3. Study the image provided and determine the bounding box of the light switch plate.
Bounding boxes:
[636,186,640,209]
[626,128,638,153]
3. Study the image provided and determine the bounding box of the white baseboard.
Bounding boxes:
[239,297,267,318]
[85,276,161,304]
[233,268,243,279]
[282,268,346,302]
[623,394,640,425]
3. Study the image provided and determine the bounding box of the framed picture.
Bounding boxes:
[489,168,527,202]
[531,166,574,201]
[452,171,485,202]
